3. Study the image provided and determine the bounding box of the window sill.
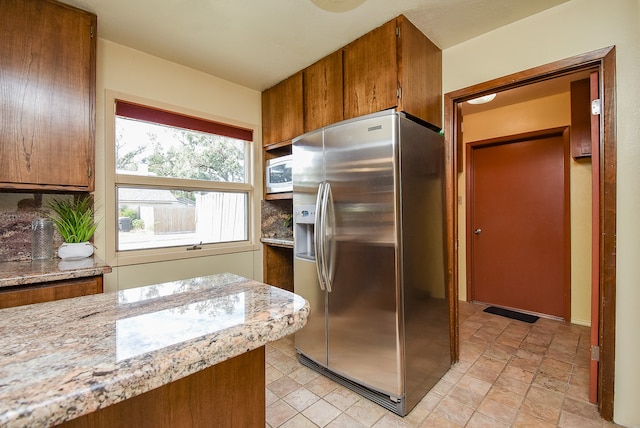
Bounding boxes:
[111,241,260,267]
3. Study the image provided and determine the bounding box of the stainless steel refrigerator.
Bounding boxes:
[292,109,450,416]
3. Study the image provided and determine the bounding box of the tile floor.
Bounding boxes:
[265,301,624,427]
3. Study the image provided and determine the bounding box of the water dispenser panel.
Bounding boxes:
[294,205,316,261]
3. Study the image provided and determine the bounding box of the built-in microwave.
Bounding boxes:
[265,154,293,194]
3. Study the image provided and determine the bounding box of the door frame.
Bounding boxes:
[466,128,572,321]
[443,46,617,419]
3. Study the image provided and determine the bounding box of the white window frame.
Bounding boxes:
[104,91,260,266]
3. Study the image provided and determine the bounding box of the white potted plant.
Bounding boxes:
[47,197,98,260]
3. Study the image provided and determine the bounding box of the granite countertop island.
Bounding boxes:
[0,273,309,428]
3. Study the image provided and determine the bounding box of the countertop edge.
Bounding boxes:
[261,237,294,248]
[0,258,112,288]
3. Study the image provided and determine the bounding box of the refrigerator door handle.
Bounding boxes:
[323,182,335,293]
[314,182,326,291]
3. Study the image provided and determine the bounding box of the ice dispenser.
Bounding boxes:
[294,204,316,261]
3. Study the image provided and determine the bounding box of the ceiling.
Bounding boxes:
[58,0,571,91]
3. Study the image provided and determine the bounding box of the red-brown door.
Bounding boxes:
[468,128,570,319]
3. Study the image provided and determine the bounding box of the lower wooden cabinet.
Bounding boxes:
[58,346,265,428]
[0,276,103,309]
[263,245,293,293]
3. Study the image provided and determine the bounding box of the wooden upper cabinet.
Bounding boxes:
[343,19,398,121]
[343,15,442,128]
[262,72,304,147]
[303,50,344,133]
[397,16,442,128]
[0,0,97,191]
[570,78,592,159]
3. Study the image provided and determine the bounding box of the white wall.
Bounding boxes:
[93,39,264,292]
[442,0,640,425]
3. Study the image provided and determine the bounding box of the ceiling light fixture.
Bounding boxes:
[310,0,367,13]
[467,93,497,105]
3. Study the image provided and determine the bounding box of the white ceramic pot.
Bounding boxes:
[57,242,94,260]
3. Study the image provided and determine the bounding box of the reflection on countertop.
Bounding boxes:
[0,272,309,428]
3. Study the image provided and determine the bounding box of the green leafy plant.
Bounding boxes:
[47,197,98,243]
[283,214,293,228]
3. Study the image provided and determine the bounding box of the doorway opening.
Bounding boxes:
[444,46,616,420]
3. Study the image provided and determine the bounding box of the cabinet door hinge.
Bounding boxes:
[591,345,600,361]
[396,25,400,37]
[87,167,92,178]
[397,86,402,99]
[90,25,95,38]
[591,98,601,115]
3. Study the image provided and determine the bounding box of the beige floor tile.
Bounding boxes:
[418,412,463,427]
[402,403,430,427]
[512,411,557,428]
[266,365,285,384]
[559,410,605,428]
[304,374,339,397]
[268,375,303,398]
[477,396,518,425]
[532,371,570,394]
[371,413,413,427]
[501,363,535,384]
[288,365,320,385]
[266,399,298,427]
[562,396,601,420]
[486,384,525,409]
[283,386,321,412]
[302,399,342,427]
[447,384,485,408]
[466,411,509,428]
[417,390,443,412]
[323,385,362,411]
[344,398,386,427]
[326,412,367,428]
[266,302,614,428]
[279,413,319,428]
[432,396,474,426]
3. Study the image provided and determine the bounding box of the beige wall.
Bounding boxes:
[443,0,640,425]
[458,92,593,326]
[93,39,264,292]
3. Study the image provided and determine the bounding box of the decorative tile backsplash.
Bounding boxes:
[0,194,64,262]
[261,200,293,241]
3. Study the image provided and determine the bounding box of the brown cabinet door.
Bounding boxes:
[262,72,303,146]
[0,0,96,191]
[343,18,398,120]
[397,16,442,128]
[0,276,103,309]
[303,50,344,132]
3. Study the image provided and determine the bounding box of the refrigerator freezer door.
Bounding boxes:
[294,129,327,366]
[323,112,403,396]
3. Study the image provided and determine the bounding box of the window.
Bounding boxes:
[114,100,254,254]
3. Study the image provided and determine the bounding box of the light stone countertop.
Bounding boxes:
[0,273,309,428]
[261,237,294,248]
[0,258,112,288]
